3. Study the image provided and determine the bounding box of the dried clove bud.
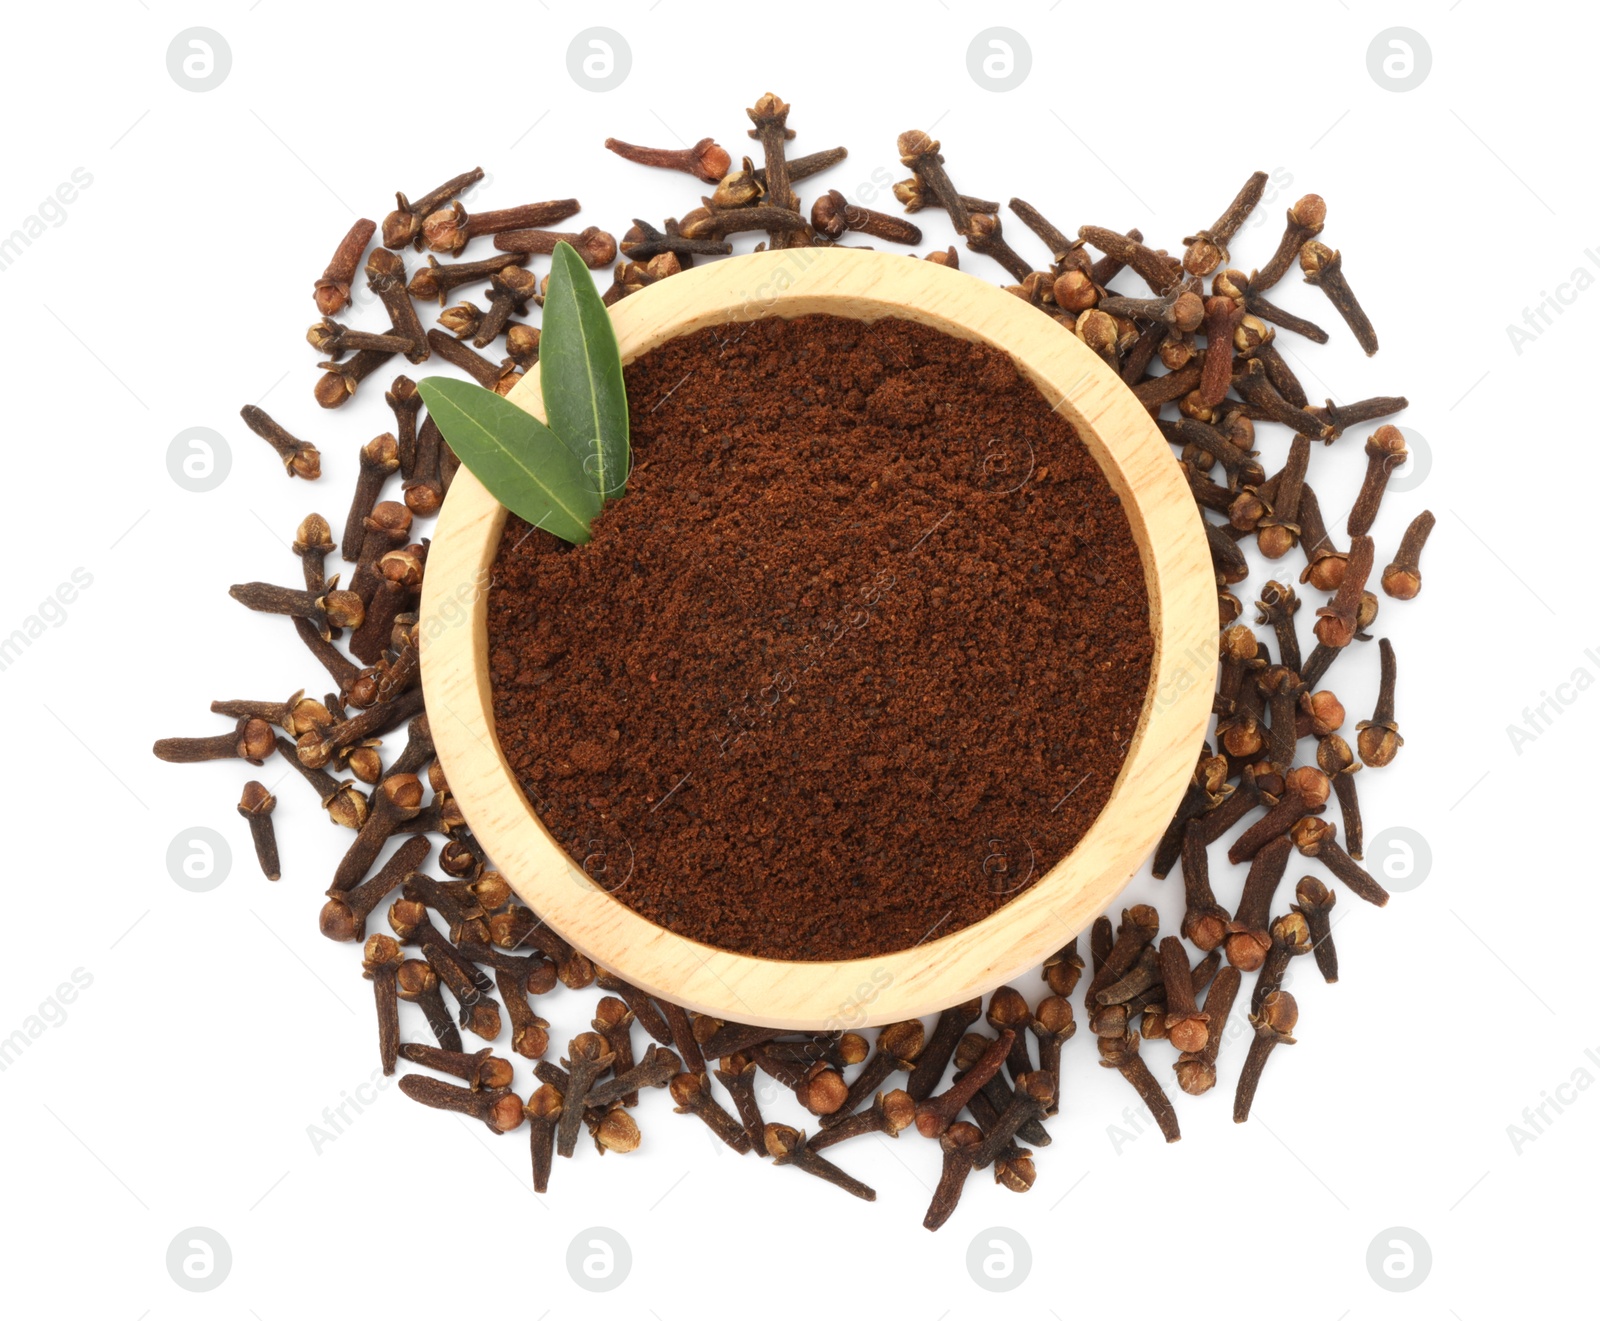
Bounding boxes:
[526,1083,561,1192]
[1234,991,1298,1122]
[798,1061,850,1116]
[1290,816,1389,907]
[407,251,531,305]
[764,1123,876,1201]
[492,225,618,268]
[1293,877,1340,983]
[315,346,396,409]
[1180,822,1229,952]
[423,198,582,255]
[744,93,803,250]
[236,781,280,880]
[436,301,484,340]
[584,1043,682,1111]
[1347,427,1408,537]
[1159,936,1210,1052]
[1077,224,1185,295]
[823,1020,924,1125]
[314,218,377,316]
[1085,904,1162,1006]
[240,405,321,479]
[1300,240,1378,354]
[361,934,402,1074]
[1183,171,1269,276]
[906,997,982,1102]
[1028,996,1075,1114]
[993,1148,1037,1194]
[357,249,426,366]
[1226,834,1294,971]
[923,1120,984,1230]
[986,990,1036,1083]
[426,328,504,390]
[1356,637,1403,767]
[398,1043,514,1091]
[812,189,921,244]
[968,1072,1054,1170]
[1254,194,1326,290]
[1042,941,1085,1000]
[670,1070,751,1153]
[320,835,430,937]
[714,1052,768,1150]
[1095,946,1163,1006]
[587,1106,641,1155]
[605,136,731,183]
[399,1074,523,1133]
[493,961,550,1061]
[329,773,425,892]
[472,265,541,347]
[807,1088,916,1153]
[1300,688,1345,740]
[289,517,335,597]
[154,716,276,766]
[678,205,810,242]
[553,1033,614,1157]
[1229,767,1332,865]
[383,168,484,250]
[397,957,461,1052]
[914,1029,1013,1138]
[306,318,414,359]
[1381,510,1435,600]
[714,146,847,210]
[1098,1030,1180,1142]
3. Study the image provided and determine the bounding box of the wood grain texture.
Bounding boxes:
[419,248,1215,1029]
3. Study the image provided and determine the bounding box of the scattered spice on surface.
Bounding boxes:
[151,88,1430,1231]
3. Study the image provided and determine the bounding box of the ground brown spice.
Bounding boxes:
[486,313,1153,960]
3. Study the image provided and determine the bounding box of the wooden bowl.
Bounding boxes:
[420,248,1214,1030]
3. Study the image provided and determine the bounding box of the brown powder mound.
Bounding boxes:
[486,314,1153,960]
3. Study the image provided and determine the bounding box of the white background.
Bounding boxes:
[1,2,1593,1315]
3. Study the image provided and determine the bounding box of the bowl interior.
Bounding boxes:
[419,247,1214,1029]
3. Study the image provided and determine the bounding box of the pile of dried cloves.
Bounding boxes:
[154,91,1431,1230]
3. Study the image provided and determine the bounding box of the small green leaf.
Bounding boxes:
[416,377,600,545]
[541,240,630,502]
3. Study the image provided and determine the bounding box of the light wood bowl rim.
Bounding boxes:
[420,247,1214,1029]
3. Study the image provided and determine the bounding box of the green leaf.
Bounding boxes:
[541,240,630,502]
[416,377,600,545]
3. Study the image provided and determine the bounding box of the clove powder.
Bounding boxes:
[487,313,1152,959]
